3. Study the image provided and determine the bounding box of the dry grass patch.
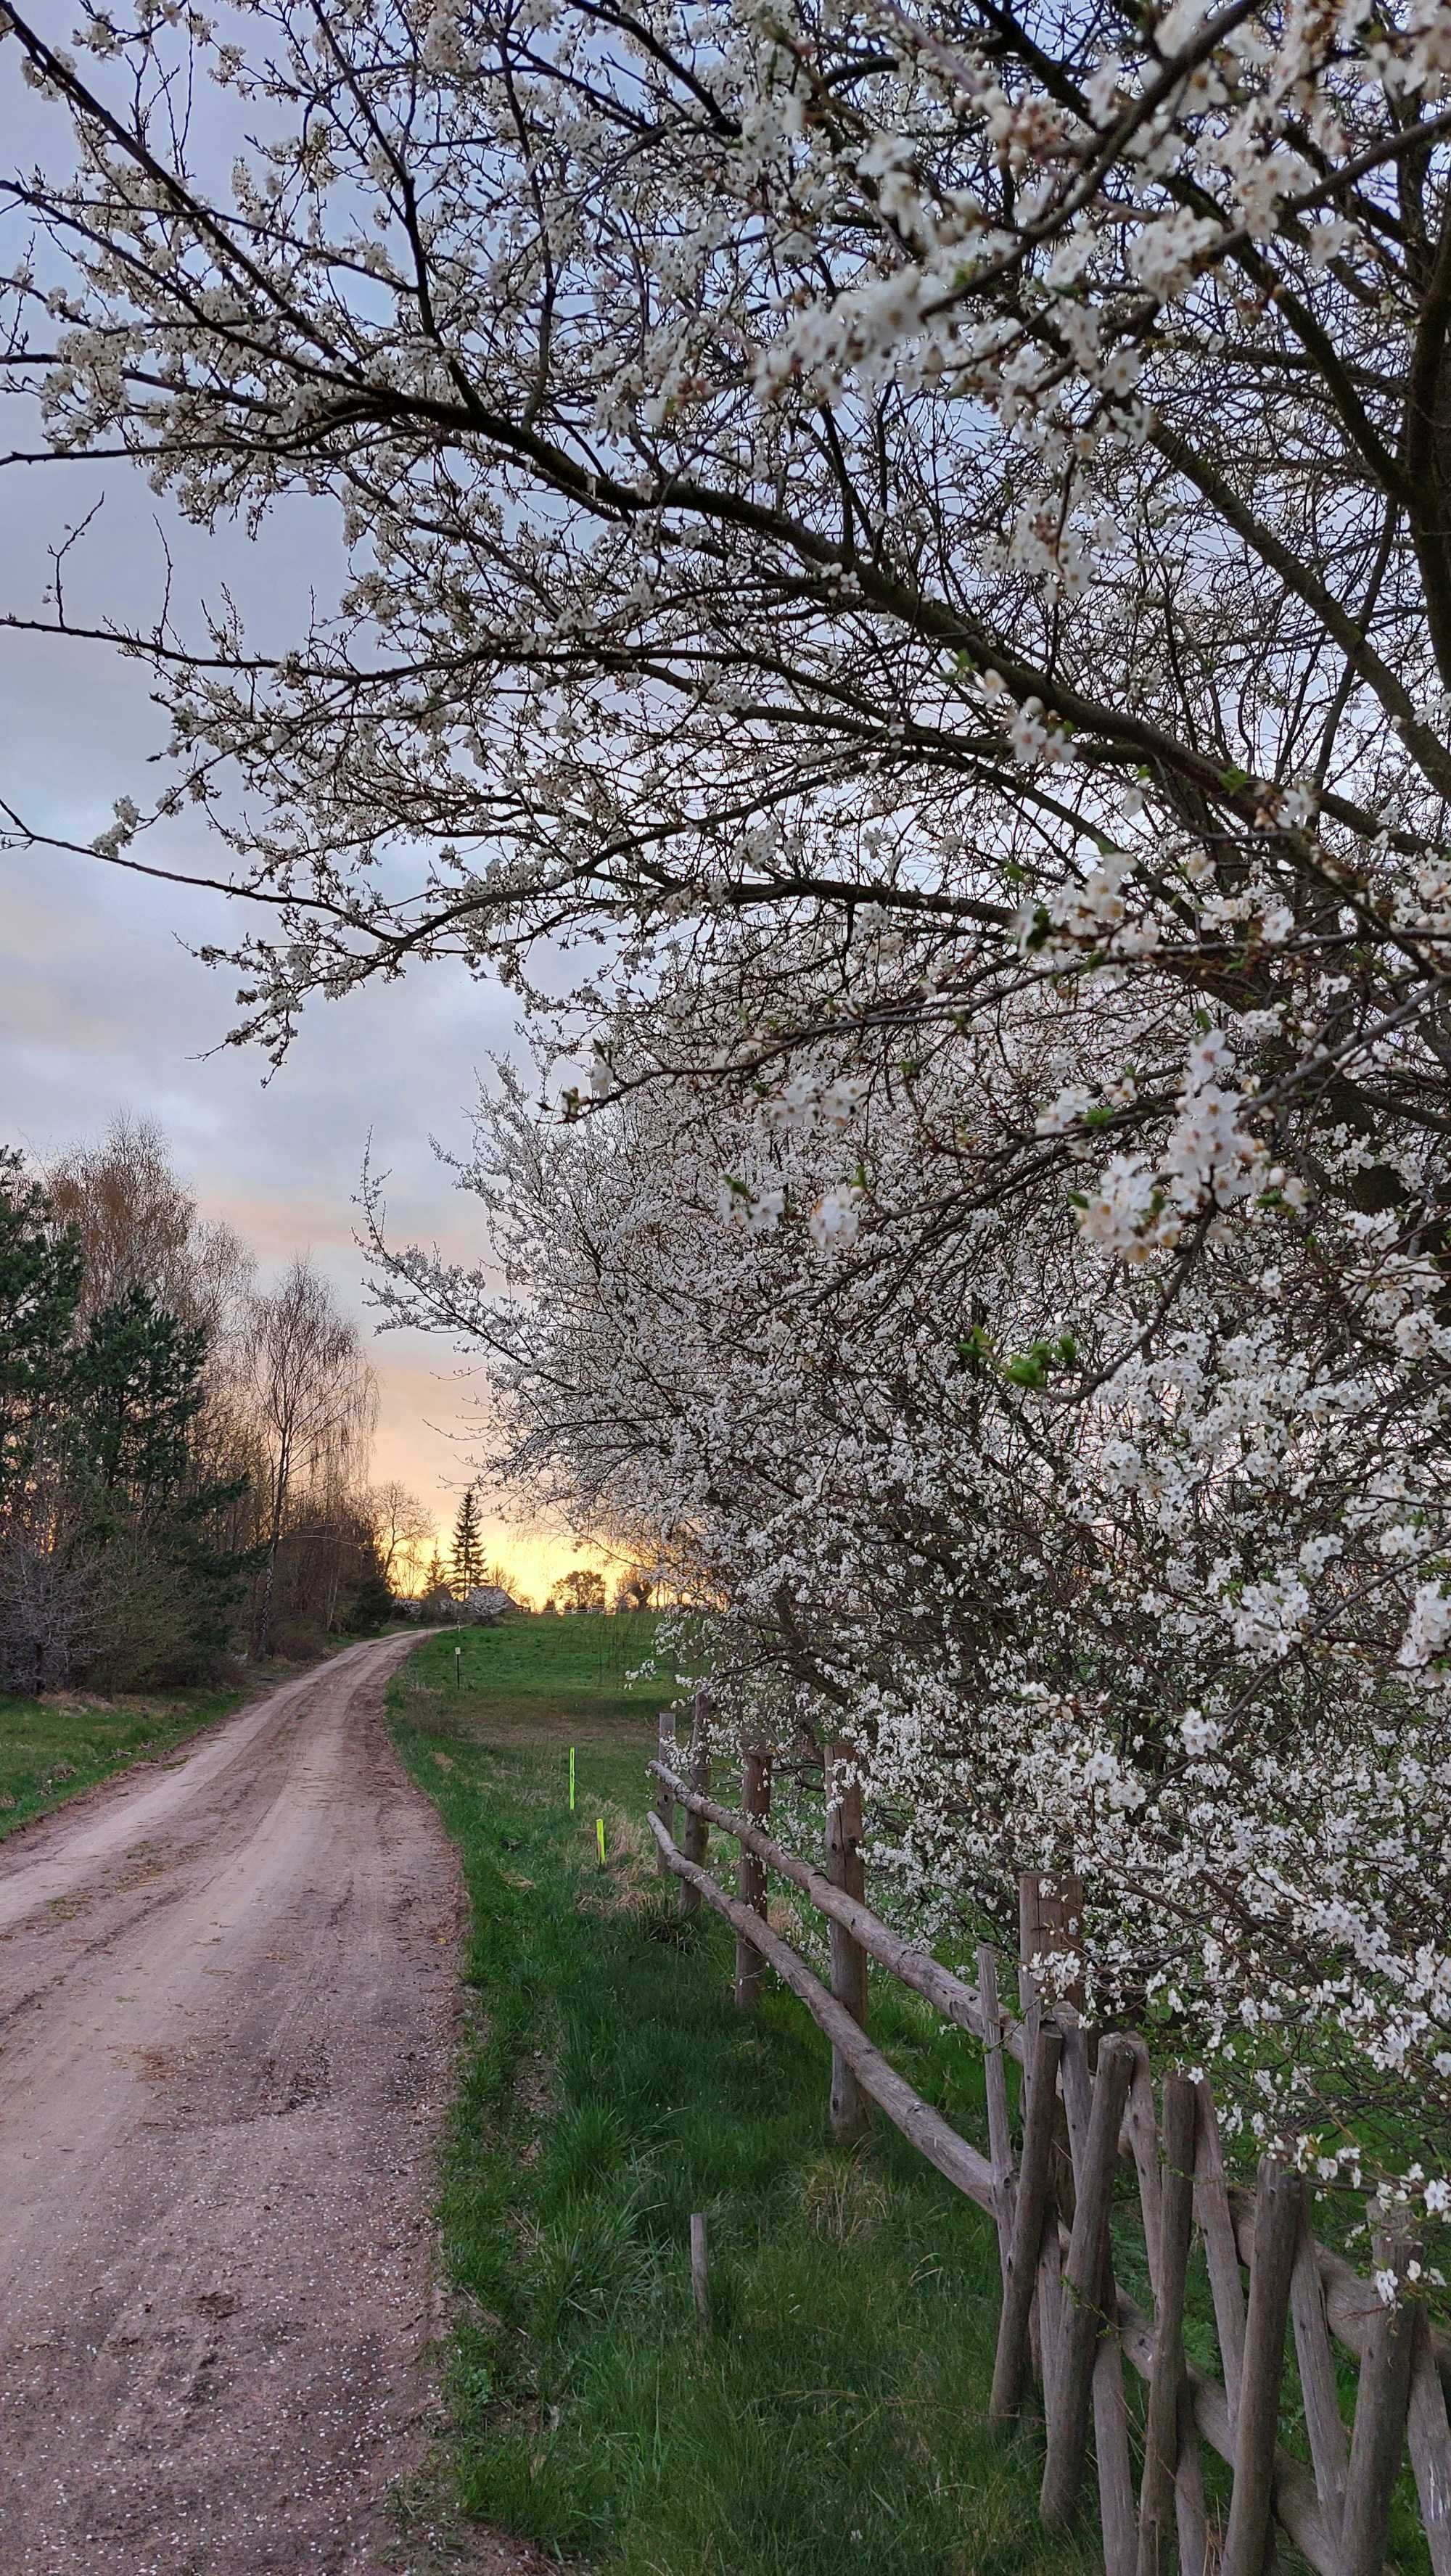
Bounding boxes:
[797,2150,893,2247]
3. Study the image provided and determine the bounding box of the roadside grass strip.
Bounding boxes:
[391,1621,1101,2576]
[0,1682,247,1838]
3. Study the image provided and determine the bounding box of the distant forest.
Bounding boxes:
[0,1117,434,1693]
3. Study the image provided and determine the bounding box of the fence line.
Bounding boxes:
[649,1758,1451,2575]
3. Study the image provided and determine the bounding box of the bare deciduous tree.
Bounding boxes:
[369,1478,434,1597]
[49,1116,253,1338]
[244,1259,377,1656]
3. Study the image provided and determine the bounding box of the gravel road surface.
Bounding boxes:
[0,1634,468,2576]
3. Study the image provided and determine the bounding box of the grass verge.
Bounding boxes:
[0,1679,253,1838]
[391,1618,1101,2576]
[0,1640,357,1841]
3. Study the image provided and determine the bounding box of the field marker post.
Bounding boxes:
[569,1745,575,1811]
[454,1642,461,1692]
[825,1737,869,2143]
[596,1815,606,1864]
[690,2212,710,2329]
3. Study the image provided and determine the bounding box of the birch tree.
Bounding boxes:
[244,1257,377,1654]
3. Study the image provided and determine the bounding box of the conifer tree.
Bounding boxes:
[0,1148,82,1497]
[448,1489,486,1599]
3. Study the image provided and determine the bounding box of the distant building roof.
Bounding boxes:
[463,1584,518,1623]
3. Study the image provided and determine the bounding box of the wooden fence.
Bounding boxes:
[648,1719,1451,2576]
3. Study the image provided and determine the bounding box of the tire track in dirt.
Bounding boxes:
[0,1634,480,2575]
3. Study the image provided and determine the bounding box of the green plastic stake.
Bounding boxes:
[454,1643,461,1691]
[569,1746,576,1810]
[596,1816,607,1864]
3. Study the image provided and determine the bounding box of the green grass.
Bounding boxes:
[390,1618,1102,2576]
[0,1678,255,1839]
[408,1610,670,1728]
[0,1638,357,1842]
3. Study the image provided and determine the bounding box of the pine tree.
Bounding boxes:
[71,1288,207,1508]
[347,1548,395,1635]
[0,1148,83,1497]
[449,1489,487,1597]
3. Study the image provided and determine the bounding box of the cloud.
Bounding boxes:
[0,477,535,1561]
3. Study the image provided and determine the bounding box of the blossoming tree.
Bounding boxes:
[8,0,1451,2188]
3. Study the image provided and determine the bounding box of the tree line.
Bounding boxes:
[0,1119,435,1693]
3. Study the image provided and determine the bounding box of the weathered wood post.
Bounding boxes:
[680,1684,710,1919]
[1040,2033,1135,2527]
[977,1943,1015,2282]
[651,1708,676,1877]
[991,2017,1064,2427]
[1341,2207,1418,2576]
[1020,1867,1086,2017]
[825,1737,869,2143]
[734,1745,773,2010]
[1137,2073,1201,2576]
[1220,2160,1302,2576]
[1018,1863,1082,2384]
[689,2211,710,2330]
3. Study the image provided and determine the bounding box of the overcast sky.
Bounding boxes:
[0,285,589,1600]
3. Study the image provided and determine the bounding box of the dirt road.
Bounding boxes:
[0,1634,461,2576]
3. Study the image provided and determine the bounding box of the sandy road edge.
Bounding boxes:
[0,1633,403,1861]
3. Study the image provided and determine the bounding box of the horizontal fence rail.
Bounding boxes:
[649,1750,1451,2576]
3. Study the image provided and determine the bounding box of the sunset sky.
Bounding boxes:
[0,294,601,1603]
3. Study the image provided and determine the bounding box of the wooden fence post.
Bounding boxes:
[1138,2073,1201,2576]
[1019,1867,1086,2017]
[1407,2299,1451,2576]
[680,1685,710,1918]
[1193,2075,1248,2429]
[1040,2033,1135,2528]
[652,1709,676,1877]
[1341,2209,1418,2576]
[977,1944,1015,2281]
[825,1737,869,2144]
[735,1746,773,2009]
[991,2018,1064,2428]
[1291,2189,1349,2545]
[1221,2160,1302,2576]
[690,2211,710,2329]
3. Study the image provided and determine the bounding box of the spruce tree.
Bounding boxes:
[449,1489,486,1597]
